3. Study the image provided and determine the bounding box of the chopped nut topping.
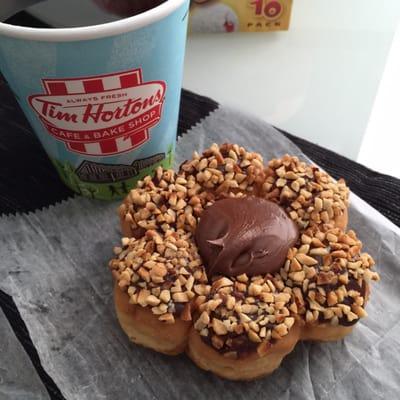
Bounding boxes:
[281,225,379,327]
[158,313,175,324]
[192,272,295,358]
[212,318,228,335]
[262,155,349,229]
[109,229,207,323]
[179,143,266,200]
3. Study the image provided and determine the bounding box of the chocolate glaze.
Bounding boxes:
[317,278,366,327]
[339,279,366,326]
[195,197,299,277]
[201,331,278,358]
[202,333,258,358]
[131,227,146,239]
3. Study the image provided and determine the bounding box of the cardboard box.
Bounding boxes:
[189,0,293,33]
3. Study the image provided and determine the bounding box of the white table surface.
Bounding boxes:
[27,0,400,178]
[183,1,400,179]
[358,23,400,178]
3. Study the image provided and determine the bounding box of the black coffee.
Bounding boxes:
[6,0,167,28]
[92,0,167,17]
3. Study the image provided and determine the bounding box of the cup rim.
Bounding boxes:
[0,0,187,42]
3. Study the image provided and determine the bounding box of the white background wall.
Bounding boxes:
[183,0,400,165]
[358,23,400,178]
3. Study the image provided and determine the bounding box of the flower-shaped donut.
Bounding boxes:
[110,144,379,380]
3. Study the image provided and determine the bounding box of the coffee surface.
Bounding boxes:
[5,0,167,28]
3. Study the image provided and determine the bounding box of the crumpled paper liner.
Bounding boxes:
[0,309,49,399]
[0,106,399,400]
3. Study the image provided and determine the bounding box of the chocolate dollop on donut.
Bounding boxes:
[195,197,299,277]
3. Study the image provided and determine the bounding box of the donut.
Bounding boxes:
[110,143,379,380]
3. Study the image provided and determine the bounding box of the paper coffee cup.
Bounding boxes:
[0,0,189,200]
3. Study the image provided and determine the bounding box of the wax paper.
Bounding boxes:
[0,106,399,400]
[0,309,49,399]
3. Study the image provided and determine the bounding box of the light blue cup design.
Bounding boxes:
[0,0,189,200]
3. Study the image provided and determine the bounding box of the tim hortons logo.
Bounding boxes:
[28,69,166,156]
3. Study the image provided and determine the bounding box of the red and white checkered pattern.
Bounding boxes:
[42,70,148,156]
